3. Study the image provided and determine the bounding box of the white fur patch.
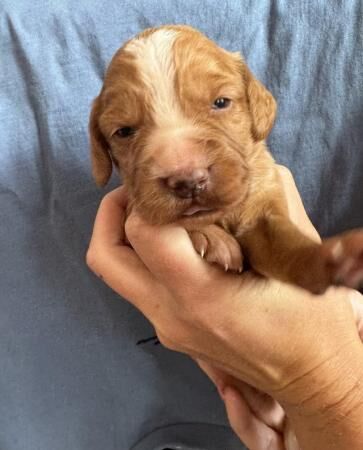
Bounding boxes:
[125,29,183,127]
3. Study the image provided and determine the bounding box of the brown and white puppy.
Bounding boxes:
[89,25,363,295]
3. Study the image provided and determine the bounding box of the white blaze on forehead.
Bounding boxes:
[125,29,185,127]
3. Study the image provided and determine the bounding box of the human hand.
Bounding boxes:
[188,168,363,449]
[87,167,363,409]
[197,359,295,450]
[198,167,363,450]
[197,280,363,450]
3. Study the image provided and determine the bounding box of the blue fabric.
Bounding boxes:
[1,1,362,449]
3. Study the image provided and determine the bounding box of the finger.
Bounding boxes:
[284,419,301,450]
[196,360,285,432]
[90,187,128,246]
[277,165,321,244]
[350,291,363,341]
[223,386,285,450]
[125,211,226,289]
[87,187,163,319]
[240,384,285,432]
[93,245,164,319]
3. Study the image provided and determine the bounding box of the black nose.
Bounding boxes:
[166,169,209,199]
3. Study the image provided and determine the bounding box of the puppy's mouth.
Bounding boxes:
[182,204,216,217]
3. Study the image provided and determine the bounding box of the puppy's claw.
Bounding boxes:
[238,266,243,273]
[200,248,205,259]
[224,263,229,272]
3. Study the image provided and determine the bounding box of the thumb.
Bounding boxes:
[223,386,285,450]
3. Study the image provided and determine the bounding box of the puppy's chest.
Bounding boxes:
[218,211,252,238]
[218,179,282,239]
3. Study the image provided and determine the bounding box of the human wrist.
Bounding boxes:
[279,342,363,450]
[277,340,363,409]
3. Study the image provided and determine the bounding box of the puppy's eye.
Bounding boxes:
[115,127,136,138]
[213,98,231,110]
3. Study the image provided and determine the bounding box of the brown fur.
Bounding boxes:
[89,25,363,294]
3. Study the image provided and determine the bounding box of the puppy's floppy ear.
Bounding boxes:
[89,96,112,187]
[234,53,277,141]
[245,66,277,141]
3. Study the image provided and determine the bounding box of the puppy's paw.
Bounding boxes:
[189,225,243,272]
[321,230,363,290]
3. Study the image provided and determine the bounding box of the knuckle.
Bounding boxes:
[157,332,180,351]
[85,247,100,272]
[100,190,115,205]
[98,193,111,211]
[124,217,134,240]
[157,323,195,353]
[124,214,141,242]
[276,164,293,180]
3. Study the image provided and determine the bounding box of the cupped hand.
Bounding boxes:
[87,167,363,407]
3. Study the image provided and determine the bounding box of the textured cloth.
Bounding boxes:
[1,1,362,449]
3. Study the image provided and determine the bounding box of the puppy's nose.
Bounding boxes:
[166,168,209,199]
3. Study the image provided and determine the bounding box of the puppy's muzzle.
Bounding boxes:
[165,168,209,199]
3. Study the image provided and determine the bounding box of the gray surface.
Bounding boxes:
[1,0,362,449]
[131,423,245,449]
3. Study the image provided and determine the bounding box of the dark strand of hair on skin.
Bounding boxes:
[136,335,160,345]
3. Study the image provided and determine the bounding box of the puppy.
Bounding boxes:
[90,26,363,450]
[89,25,363,295]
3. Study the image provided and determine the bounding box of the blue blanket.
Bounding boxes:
[1,1,362,449]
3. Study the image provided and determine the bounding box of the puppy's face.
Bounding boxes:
[90,25,276,224]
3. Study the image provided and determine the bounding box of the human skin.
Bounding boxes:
[195,169,363,449]
[87,167,363,450]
